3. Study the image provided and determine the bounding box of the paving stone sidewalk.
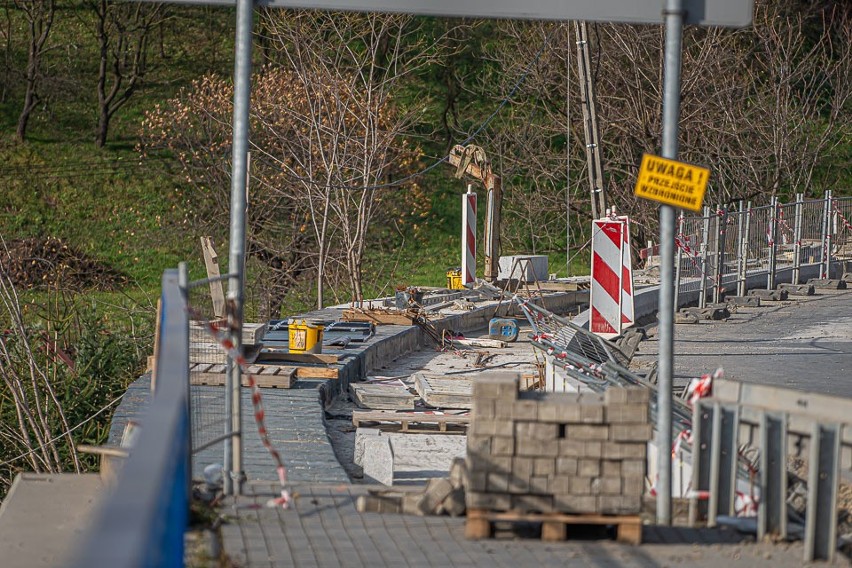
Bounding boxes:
[219,483,848,568]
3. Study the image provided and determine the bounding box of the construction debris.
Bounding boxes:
[807,278,847,290]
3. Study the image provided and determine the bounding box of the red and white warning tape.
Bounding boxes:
[834,202,852,233]
[188,306,291,509]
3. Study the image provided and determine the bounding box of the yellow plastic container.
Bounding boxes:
[288,320,324,354]
[446,268,464,290]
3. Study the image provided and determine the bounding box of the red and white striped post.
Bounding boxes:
[462,184,477,285]
[590,213,635,338]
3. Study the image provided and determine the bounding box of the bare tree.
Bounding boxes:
[90,0,165,147]
[14,0,54,142]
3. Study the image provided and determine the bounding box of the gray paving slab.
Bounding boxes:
[219,482,849,567]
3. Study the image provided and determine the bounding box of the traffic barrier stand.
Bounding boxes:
[590,214,634,338]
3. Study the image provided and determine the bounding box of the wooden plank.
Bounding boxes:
[257,350,339,364]
[352,409,470,431]
[414,374,473,409]
[295,366,339,379]
[350,383,416,410]
[342,309,416,326]
[200,236,226,319]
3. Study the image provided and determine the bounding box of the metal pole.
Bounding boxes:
[826,190,834,279]
[712,205,722,304]
[739,201,752,296]
[699,206,710,309]
[735,201,745,296]
[820,191,830,279]
[793,193,803,285]
[657,0,684,526]
[674,211,684,310]
[224,0,253,496]
[767,196,778,290]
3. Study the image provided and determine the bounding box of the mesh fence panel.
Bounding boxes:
[186,278,229,479]
[833,197,852,262]
[675,213,708,294]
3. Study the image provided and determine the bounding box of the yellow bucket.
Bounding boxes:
[447,268,464,290]
[288,320,324,354]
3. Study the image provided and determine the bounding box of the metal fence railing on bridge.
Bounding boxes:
[670,192,849,306]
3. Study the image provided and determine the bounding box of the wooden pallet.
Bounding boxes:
[465,508,642,544]
[352,409,469,433]
[189,363,297,388]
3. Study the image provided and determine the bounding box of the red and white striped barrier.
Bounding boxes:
[461,187,477,285]
[590,214,635,338]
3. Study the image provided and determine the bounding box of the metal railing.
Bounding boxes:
[69,269,191,568]
[669,193,850,305]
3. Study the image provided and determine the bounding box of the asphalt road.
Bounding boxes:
[631,287,852,398]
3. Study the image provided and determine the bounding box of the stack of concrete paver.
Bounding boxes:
[466,372,651,515]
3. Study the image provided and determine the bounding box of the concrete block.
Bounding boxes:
[507,473,530,494]
[622,475,646,496]
[778,283,815,296]
[354,428,381,467]
[512,494,554,513]
[491,436,514,456]
[356,494,401,514]
[549,475,571,494]
[472,373,519,400]
[533,458,556,476]
[748,288,789,301]
[601,460,621,477]
[725,295,760,307]
[472,399,496,419]
[621,459,646,477]
[491,456,512,473]
[807,278,847,290]
[553,494,597,514]
[556,457,578,475]
[538,400,581,423]
[602,442,647,460]
[581,441,604,459]
[467,433,491,456]
[606,403,649,424]
[604,387,649,405]
[591,476,621,495]
[682,305,730,320]
[498,255,548,282]
[466,469,487,492]
[513,456,534,477]
[609,423,654,442]
[569,476,592,495]
[598,494,642,515]
[361,434,394,485]
[466,491,511,510]
[416,478,454,515]
[577,459,601,477]
[675,310,700,324]
[516,439,559,458]
[487,471,510,493]
[529,476,550,495]
[579,403,605,424]
[558,439,584,457]
[443,487,466,517]
[449,457,467,489]
[402,492,425,516]
[566,424,609,441]
[512,399,539,421]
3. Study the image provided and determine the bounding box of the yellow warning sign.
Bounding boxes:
[634,154,710,212]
